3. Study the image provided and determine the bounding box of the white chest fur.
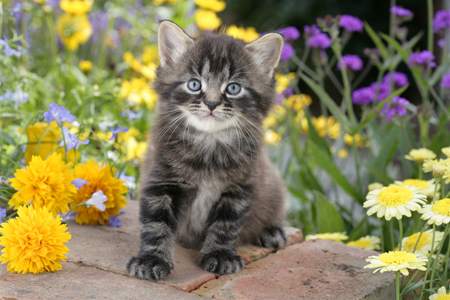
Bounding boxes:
[188,181,222,234]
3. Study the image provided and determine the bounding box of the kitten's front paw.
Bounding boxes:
[257,226,287,248]
[127,255,171,281]
[200,250,245,275]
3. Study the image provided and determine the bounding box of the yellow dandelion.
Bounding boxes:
[368,182,383,191]
[225,25,259,43]
[275,72,295,94]
[305,232,348,243]
[142,45,160,65]
[56,13,92,51]
[364,185,427,220]
[141,63,157,81]
[364,251,427,276]
[196,9,222,31]
[429,286,450,300]
[79,60,92,73]
[72,159,128,225]
[420,198,450,226]
[263,115,277,128]
[284,94,312,112]
[0,206,71,274]
[344,133,370,148]
[195,0,226,12]
[393,178,439,199]
[405,148,436,164]
[347,235,380,250]
[24,121,61,164]
[9,153,77,215]
[60,0,93,15]
[264,129,282,145]
[120,78,158,109]
[124,137,148,161]
[401,229,444,255]
[307,116,341,139]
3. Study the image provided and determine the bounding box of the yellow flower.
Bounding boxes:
[32,0,45,3]
[195,0,226,12]
[142,45,160,65]
[79,60,92,73]
[225,25,259,43]
[364,251,427,276]
[430,286,450,300]
[24,121,61,164]
[125,137,148,161]
[405,148,436,164]
[9,153,76,215]
[60,0,93,15]
[337,149,349,158]
[344,133,370,147]
[305,232,348,243]
[393,178,439,200]
[442,147,450,158]
[347,235,380,250]
[305,116,341,139]
[401,229,444,255]
[284,94,312,112]
[423,159,450,182]
[123,51,134,63]
[0,206,71,274]
[141,63,157,81]
[368,182,383,191]
[72,159,128,225]
[57,13,92,51]
[264,129,282,145]
[152,0,179,5]
[364,185,427,221]
[275,73,295,94]
[420,198,450,226]
[120,78,158,109]
[196,9,222,31]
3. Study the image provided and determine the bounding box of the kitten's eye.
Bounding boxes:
[187,80,202,92]
[226,83,241,95]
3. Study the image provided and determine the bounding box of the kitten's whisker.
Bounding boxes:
[166,113,189,145]
[156,113,187,144]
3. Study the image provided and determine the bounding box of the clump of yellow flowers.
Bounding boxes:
[56,0,93,50]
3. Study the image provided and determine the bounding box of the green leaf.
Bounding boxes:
[364,22,387,58]
[372,126,399,169]
[308,140,363,203]
[365,164,394,185]
[430,59,450,86]
[313,192,345,234]
[348,217,370,241]
[380,33,409,61]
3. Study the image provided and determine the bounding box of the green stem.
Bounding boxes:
[45,12,58,69]
[430,225,450,290]
[351,139,362,195]
[398,219,403,251]
[444,235,450,284]
[378,218,385,252]
[427,0,434,55]
[400,268,421,295]
[389,220,395,250]
[396,272,400,300]
[420,224,437,299]
[418,163,423,180]
[60,125,68,162]
[432,178,441,205]
[413,223,428,253]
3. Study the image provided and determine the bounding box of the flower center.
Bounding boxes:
[379,251,418,266]
[435,295,450,300]
[347,240,371,249]
[404,232,430,252]
[402,179,429,190]
[377,186,414,207]
[432,199,450,216]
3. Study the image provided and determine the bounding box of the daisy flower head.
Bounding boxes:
[421,198,450,226]
[0,206,71,274]
[305,232,348,243]
[347,235,380,250]
[9,153,77,215]
[393,178,439,199]
[423,159,450,180]
[364,251,427,276]
[429,286,450,300]
[368,182,383,191]
[72,159,128,225]
[405,148,436,164]
[364,186,427,220]
[401,229,444,255]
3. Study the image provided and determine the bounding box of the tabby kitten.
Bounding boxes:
[127,20,287,281]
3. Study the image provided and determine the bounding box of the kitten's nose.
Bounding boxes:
[204,101,219,112]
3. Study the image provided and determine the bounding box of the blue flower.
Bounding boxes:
[10,3,23,18]
[109,125,128,141]
[0,89,29,106]
[64,128,89,152]
[121,110,142,121]
[109,215,123,227]
[72,178,89,190]
[0,207,6,220]
[43,103,77,125]
[0,36,27,57]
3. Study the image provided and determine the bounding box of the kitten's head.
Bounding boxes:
[154,21,283,135]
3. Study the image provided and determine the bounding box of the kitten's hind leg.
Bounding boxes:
[255,226,287,249]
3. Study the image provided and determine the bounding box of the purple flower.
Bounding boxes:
[381,96,409,122]
[441,74,450,88]
[339,15,363,33]
[64,129,89,152]
[72,178,89,190]
[391,6,413,18]
[109,125,128,141]
[408,51,436,69]
[434,10,450,33]
[0,37,27,57]
[304,24,321,38]
[10,3,23,18]
[438,39,445,48]
[337,54,363,71]
[280,43,295,61]
[109,214,123,227]
[121,110,142,121]
[0,207,6,220]
[370,82,390,102]
[277,27,300,41]
[382,72,409,88]
[0,89,29,106]
[43,103,77,125]
[352,87,374,105]
[282,87,295,98]
[307,33,331,49]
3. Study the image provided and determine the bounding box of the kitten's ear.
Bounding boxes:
[245,33,284,78]
[158,21,194,68]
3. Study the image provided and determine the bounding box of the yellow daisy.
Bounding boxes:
[420,198,450,225]
[405,148,436,164]
[347,235,380,250]
[393,178,439,199]
[60,0,93,15]
[9,153,77,215]
[225,25,259,43]
[401,229,444,255]
[429,286,450,300]
[196,9,222,31]
[0,206,71,274]
[364,186,427,220]
[284,94,312,112]
[364,251,427,276]
[195,0,226,12]
[57,13,92,51]
[305,232,348,243]
[275,72,295,94]
[119,78,158,109]
[142,45,159,65]
[344,133,370,147]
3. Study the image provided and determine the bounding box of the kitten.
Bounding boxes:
[127,20,287,281]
